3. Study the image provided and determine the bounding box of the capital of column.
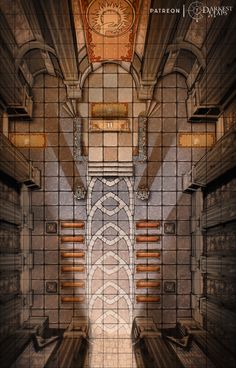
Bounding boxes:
[138,79,157,100]
[64,80,82,100]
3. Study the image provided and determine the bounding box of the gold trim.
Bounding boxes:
[90,119,130,132]
[178,133,215,147]
[9,133,46,148]
[91,103,128,118]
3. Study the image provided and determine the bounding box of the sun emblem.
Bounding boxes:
[86,0,135,37]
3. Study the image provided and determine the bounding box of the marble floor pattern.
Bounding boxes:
[87,177,135,366]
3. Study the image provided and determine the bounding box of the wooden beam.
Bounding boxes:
[61,221,85,229]
[136,295,160,303]
[136,251,160,259]
[61,266,85,273]
[61,296,84,303]
[61,252,85,259]
[136,235,160,243]
[136,221,160,229]
[136,280,160,289]
[136,265,160,273]
[61,236,85,243]
[61,281,85,288]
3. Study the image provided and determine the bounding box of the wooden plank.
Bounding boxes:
[136,251,160,259]
[61,281,85,288]
[136,265,160,273]
[61,221,85,229]
[61,252,85,259]
[136,280,160,288]
[61,266,85,273]
[136,296,160,303]
[61,296,84,303]
[136,235,160,243]
[60,236,84,243]
[136,221,160,229]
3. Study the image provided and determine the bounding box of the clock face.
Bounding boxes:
[86,0,135,37]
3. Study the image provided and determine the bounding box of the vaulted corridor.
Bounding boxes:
[0,1,236,367]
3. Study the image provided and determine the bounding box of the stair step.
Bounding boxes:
[88,162,132,167]
[88,172,133,177]
[89,167,132,172]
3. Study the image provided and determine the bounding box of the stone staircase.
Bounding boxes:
[88,162,133,177]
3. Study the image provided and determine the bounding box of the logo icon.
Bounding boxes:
[188,1,205,22]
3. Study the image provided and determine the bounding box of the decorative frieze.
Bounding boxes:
[90,119,130,132]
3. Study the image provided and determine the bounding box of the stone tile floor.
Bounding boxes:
[84,336,137,368]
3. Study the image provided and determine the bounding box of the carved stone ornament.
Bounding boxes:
[63,99,85,162]
[74,117,84,161]
[136,115,147,162]
[74,184,87,200]
[136,186,150,201]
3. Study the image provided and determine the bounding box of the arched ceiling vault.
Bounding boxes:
[0,0,236,115]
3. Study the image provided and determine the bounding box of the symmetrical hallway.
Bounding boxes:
[0,0,236,367]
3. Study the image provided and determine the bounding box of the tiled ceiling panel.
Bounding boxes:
[79,0,140,62]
